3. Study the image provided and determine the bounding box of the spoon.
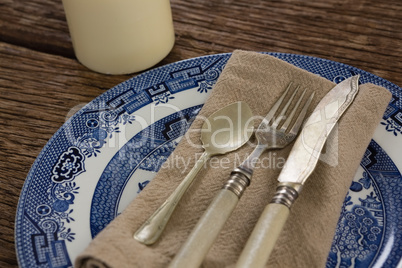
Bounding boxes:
[134,101,254,245]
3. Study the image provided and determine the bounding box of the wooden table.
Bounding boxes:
[0,0,401,267]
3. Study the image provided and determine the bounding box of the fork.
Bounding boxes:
[168,83,314,268]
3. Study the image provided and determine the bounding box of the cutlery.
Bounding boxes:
[236,75,360,268]
[134,101,254,245]
[169,82,314,268]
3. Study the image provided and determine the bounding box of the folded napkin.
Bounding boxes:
[75,51,391,268]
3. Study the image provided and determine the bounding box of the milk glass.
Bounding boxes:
[62,0,175,74]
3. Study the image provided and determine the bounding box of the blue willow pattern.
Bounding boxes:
[15,53,402,268]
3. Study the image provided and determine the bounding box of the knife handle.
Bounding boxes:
[169,189,239,268]
[236,203,289,268]
[236,183,300,268]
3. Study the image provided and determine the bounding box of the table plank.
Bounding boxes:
[0,0,73,57]
[169,0,402,86]
[0,0,400,85]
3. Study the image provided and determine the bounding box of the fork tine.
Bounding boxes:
[262,82,293,125]
[288,91,315,134]
[280,88,307,131]
[271,85,300,129]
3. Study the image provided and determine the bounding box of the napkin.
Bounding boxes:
[75,50,391,268]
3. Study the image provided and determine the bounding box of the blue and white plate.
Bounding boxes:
[15,53,401,267]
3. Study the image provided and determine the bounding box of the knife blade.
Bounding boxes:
[235,75,360,268]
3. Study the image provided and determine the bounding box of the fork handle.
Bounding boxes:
[169,189,239,268]
[169,171,250,268]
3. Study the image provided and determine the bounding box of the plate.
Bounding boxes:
[15,53,402,267]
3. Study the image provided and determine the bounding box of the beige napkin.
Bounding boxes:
[75,50,391,268]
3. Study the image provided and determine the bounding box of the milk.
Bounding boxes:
[62,0,175,74]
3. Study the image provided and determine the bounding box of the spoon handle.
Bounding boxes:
[134,151,210,245]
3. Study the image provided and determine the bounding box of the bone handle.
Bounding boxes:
[236,203,290,268]
[169,189,239,268]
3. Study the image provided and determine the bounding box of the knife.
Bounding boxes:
[235,75,360,268]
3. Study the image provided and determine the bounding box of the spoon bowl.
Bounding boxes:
[201,101,254,154]
[134,101,254,245]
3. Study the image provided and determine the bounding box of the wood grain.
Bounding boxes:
[0,0,401,266]
[168,0,402,86]
[0,0,401,85]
